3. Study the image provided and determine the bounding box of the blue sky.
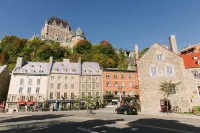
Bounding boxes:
[0,0,200,51]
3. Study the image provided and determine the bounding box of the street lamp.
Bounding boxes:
[117,85,123,106]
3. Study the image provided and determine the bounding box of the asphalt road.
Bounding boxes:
[0,107,200,133]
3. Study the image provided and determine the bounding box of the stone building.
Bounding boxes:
[80,62,102,99]
[41,16,86,48]
[0,65,10,102]
[137,35,190,113]
[47,58,81,110]
[6,57,52,112]
[102,68,139,104]
[180,53,200,106]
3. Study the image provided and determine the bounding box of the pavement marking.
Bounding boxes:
[133,124,196,133]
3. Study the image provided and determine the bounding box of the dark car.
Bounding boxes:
[115,105,137,115]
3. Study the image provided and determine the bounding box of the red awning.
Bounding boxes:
[27,101,34,105]
[18,101,26,105]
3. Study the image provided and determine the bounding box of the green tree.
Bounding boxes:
[117,48,128,70]
[160,80,181,113]
[73,40,92,55]
[35,44,53,61]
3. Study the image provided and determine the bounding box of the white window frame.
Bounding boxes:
[165,64,174,76]
[150,65,157,77]
[197,86,200,97]
[156,54,164,61]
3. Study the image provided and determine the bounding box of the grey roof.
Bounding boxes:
[0,65,7,73]
[13,62,51,75]
[51,61,81,74]
[82,62,101,75]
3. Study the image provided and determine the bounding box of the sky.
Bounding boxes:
[0,0,200,51]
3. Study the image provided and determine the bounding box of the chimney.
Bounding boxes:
[169,35,178,54]
[78,57,81,63]
[49,56,53,64]
[16,57,25,67]
[135,45,139,60]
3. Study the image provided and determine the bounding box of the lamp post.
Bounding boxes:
[117,85,123,106]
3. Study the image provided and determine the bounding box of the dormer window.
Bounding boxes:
[61,64,64,66]
[72,69,76,72]
[54,68,58,72]
[39,70,43,73]
[193,57,198,60]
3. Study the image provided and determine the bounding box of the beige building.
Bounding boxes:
[6,57,52,112]
[0,65,10,101]
[41,16,86,48]
[80,62,102,99]
[137,35,191,113]
[47,58,81,110]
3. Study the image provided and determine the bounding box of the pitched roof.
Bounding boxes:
[48,16,71,29]
[0,65,7,73]
[51,62,81,74]
[13,62,51,75]
[180,43,200,52]
[180,53,200,68]
[82,62,101,75]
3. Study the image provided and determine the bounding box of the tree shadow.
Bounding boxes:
[0,114,71,123]
[0,117,200,133]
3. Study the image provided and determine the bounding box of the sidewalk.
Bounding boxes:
[139,112,200,120]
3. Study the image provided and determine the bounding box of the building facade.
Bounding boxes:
[41,16,86,48]
[102,68,139,104]
[80,62,102,99]
[180,53,200,107]
[137,35,191,113]
[6,57,52,112]
[47,58,81,110]
[0,65,10,103]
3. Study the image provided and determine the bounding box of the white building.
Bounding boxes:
[6,57,52,112]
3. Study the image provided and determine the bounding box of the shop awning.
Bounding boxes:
[18,101,26,105]
[27,101,34,105]
[46,100,76,103]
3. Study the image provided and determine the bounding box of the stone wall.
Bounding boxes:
[138,43,190,113]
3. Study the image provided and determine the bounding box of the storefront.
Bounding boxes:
[46,100,76,111]
[18,101,26,112]
[27,101,34,112]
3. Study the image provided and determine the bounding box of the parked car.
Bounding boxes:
[115,105,137,115]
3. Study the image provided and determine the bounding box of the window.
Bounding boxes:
[82,76,86,81]
[57,92,60,99]
[123,91,126,95]
[27,87,31,94]
[198,86,200,97]
[88,84,91,89]
[71,76,74,81]
[36,87,40,94]
[58,76,61,81]
[20,78,24,86]
[71,84,74,89]
[156,55,163,61]
[88,76,91,81]
[96,83,100,89]
[166,66,173,75]
[114,73,118,79]
[82,84,85,89]
[71,93,75,99]
[21,96,25,101]
[88,92,92,97]
[129,82,133,87]
[106,73,110,78]
[82,92,85,97]
[19,87,23,94]
[29,96,33,101]
[96,92,100,97]
[37,79,41,86]
[65,84,68,89]
[50,83,54,89]
[39,96,42,101]
[122,73,124,79]
[106,91,112,95]
[114,91,118,95]
[28,79,32,86]
[51,76,54,81]
[50,92,53,99]
[64,93,67,99]
[114,82,118,87]
[122,83,125,87]
[65,76,68,81]
[57,83,61,89]
[106,82,110,87]
[129,74,132,79]
[11,96,16,102]
[96,76,99,81]
[150,66,157,76]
